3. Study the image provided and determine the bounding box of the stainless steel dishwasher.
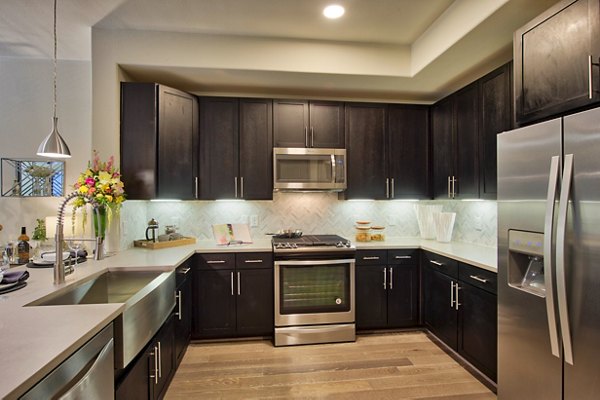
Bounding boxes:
[21,324,114,400]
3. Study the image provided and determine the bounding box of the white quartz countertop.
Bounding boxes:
[0,236,494,398]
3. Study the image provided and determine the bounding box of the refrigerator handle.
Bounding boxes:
[557,153,574,365]
[544,155,561,358]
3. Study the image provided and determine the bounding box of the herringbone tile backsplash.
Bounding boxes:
[120,193,497,250]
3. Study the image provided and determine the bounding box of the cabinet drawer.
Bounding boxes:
[459,263,497,295]
[236,252,273,269]
[176,258,192,286]
[388,249,419,265]
[356,250,387,265]
[423,251,458,278]
[195,253,236,270]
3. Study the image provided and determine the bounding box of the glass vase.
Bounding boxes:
[93,205,107,240]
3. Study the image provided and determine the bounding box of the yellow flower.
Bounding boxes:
[98,171,111,183]
[96,193,104,198]
[105,195,113,203]
[78,186,89,194]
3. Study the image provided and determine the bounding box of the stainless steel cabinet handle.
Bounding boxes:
[386,178,390,199]
[448,176,451,198]
[310,126,315,147]
[157,341,162,378]
[206,260,226,264]
[230,271,234,296]
[544,155,561,358]
[181,267,191,274]
[430,260,444,267]
[455,283,461,310]
[389,267,393,290]
[175,290,182,320]
[452,176,456,198]
[244,259,263,263]
[234,176,238,198]
[395,255,412,259]
[391,178,395,199]
[469,275,488,284]
[150,346,158,384]
[237,271,241,295]
[363,256,380,260]
[240,176,244,199]
[557,153,574,365]
[383,267,387,290]
[195,176,199,199]
[450,281,455,308]
[305,126,308,147]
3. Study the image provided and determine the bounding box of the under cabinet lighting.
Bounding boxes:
[216,199,245,202]
[323,4,345,19]
[150,199,182,202]
[347,199,375,202]
[461,199,485,202]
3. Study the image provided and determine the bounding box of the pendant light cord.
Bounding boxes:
[53,0,57,119]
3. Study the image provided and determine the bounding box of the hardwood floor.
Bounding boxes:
[165,332,496,399]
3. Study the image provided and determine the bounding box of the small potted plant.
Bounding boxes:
[31,218,50,258]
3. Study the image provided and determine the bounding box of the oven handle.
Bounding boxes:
[275,259,355,266]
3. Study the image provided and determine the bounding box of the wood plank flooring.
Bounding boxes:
[165,332,496,399]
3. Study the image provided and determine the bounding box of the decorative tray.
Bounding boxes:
[133,237,196,250]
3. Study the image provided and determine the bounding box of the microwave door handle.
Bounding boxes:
[557,153,574,365]
[544,155,561,358]
[331,154,336,183]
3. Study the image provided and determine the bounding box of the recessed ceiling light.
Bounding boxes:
[323,4,345,19]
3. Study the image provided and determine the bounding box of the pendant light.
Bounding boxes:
[37,0,71,159]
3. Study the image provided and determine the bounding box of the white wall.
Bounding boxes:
[0,57,92,244]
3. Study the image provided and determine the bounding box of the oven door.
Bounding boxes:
[274,258,355,326]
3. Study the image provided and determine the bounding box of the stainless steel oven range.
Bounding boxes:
[273,234,356,346]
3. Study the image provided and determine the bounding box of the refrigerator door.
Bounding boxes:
[562,107,600,399]
[497,118,562,400]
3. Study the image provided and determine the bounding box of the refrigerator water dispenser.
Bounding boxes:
[508,230,546,297]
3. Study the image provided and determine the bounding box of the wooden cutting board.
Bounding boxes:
[133,237,196,249]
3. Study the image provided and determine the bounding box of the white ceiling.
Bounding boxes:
[0,0,558,102]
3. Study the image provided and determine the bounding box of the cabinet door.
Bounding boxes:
[273,100,309,147]
[345,103,388,199]
[388,105,430,199]
[356,265,388,329]
[309,101,345,148]
[454,83,479,199]
[431,97,454,199]
[423,266,458,350]
[479,63,512,199]
[153,315,175,400]
[199,97,239,199]
[515,0,600,125]
[458,282,498,382]
[115,346,152,400]
[387,264,419,328]
[192,269,236,338]
[236,268,274,336]
[120,83,158,200]
[239,99,273,200]
[158,85,197,200]
[174,275,191,367]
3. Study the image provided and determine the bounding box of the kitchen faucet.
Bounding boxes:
[53,192,104,284]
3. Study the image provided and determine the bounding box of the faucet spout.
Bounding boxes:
[54,192,103,285]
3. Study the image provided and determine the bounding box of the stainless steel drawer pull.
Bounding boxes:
[395,255,412,259]
[206,260,226,264]
[179,267,191,274]
[455,283,461,310]
[150,346,158,384]
[363,256,380,260]
[244,259,264,263]
[469,275,488,284]
[430,260,444,267]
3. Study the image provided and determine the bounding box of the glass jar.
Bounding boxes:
[355,226,371,242]
[370,226,386,241]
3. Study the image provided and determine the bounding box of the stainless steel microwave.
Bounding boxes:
[273,148,347,191]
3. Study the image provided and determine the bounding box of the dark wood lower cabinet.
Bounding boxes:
[356,265,388,329]
[192,253,274,339]
[174,266,192,367]
[423,265,458,349]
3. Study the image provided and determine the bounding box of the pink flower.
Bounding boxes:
[88,187,96,194]
[85,177,95,186]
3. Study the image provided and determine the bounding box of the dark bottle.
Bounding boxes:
[17,226,30,264]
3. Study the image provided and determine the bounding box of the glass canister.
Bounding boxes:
[355,226,371,242]
[370,226,386,241]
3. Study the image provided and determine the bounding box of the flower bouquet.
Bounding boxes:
[72,151,126,239]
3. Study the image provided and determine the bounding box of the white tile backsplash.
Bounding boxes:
[120,194,497,250]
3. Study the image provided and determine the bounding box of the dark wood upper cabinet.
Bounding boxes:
[514,0,600,126]
[454,82,480,199]
[121,83,198,200]
[431,97,455,199]
[344,103,388,199]
[479,63,512,199]
[274,100,344,148]
[199,97,273,200]
[388,105,430,199]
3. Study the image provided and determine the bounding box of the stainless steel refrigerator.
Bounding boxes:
[498,106,600,399]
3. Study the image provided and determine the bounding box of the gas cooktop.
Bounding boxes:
[272,234,353,251]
